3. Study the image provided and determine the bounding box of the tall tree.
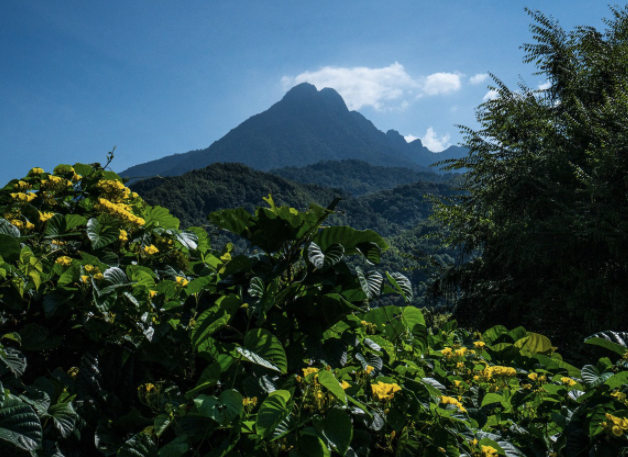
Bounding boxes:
[434,7,628,346]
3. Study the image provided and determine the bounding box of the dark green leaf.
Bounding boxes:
[0,396,42,451]
[86,218,119,250]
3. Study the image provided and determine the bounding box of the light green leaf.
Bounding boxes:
[256,390,292,439]
[318,371,347,405]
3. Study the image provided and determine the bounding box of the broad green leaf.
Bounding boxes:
[86,218,119,250]
[194,390,243,426]
[401,306,425,331]
[318,371,347,405]
[175,231,198,250]
[44,214,67,237]
[0,347,27,377]
[514,333,554,356]
[585,333,628,356]
[118,432,158,457]
[143,206,180,230]
[47,402,77,438]
[0,234,20,263]
[256,390,292,439]
[324,408,352,456]
[387,272,413,301]
[158,435,189,457]
[0,219,20,237]
[64,214,87,230]
[0,396,42,451]
[581,364,613,388]
[243,328,287,374]
[356,267,382,300]
[192,295,240,351]
[314,226,389,255]
[208,207,253,236]
[482,325,509,345]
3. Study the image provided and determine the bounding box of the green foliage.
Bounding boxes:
[1,163,628,455]
[433,7,628,350]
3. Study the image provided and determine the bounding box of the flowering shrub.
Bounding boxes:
[0,163,628,456]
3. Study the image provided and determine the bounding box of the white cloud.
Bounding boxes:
[483,89,499,101]
[421,127,451,152]
[538,81,551,90]
[281,62,418,111]
[422,72,463,96]
[282,65,467,110]
[404,134,420,143]
[469,73,489,85]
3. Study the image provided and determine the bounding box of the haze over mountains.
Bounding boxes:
[118,83,467,179]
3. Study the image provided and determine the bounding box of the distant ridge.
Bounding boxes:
[119,83,467,179]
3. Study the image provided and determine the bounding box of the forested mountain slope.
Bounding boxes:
[119,83,468,179]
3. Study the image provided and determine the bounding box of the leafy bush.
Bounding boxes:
[1,164,628,456]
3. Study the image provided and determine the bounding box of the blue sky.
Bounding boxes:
[0,1,613,184]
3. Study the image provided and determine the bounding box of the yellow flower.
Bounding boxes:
[371,381,401,402]
[561,377,576,387]
[441,347,453,358]
[55,256,73,267]
[612,391,627,402]
[23,221,35,231]
[243,396,258,407]
[29,167,44,175]
[454,347,467,357]
[302,367,319,377]
[175,276,189,287]
[10,192,36,203]
[365,365,374,375]
[473,341,486,348]
[149,290,158,298]
[481,445,499,457]
[522,383,532,390]
[67,367,79,378]
[80,275,90,283]
[52,239,66,246]
[119,229,128,242]
[94,272,104,280]
[485,366,516,378]
[220,252,231,262]
[439,395,467,412]
[528,373,538,381]
[143,245,159,255]
[9,220,24,229]
[14,180,31,190]
[341,380,351,390]
[143,383,156,393]
[39,211,55,222]
[84,264,100,274]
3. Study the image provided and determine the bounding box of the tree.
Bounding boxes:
[433,7,628,348]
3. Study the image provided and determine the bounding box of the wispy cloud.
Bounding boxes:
[421,127,451,152]
[469,73,489,85]
[281,63,417,111]
[483,89,499,101]
[421,72,463,96]
[538,81,551,90]
[282,64,465,111]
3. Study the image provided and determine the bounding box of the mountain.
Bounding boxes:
[270,159,458,197]
[119,83,467,179]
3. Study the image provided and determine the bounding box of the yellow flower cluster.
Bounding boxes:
[96,179,131,202]
[8,219,35,231]
[39,211,55,222]
[488,366,517,377]
[441,346,467,359]
[10,192,36,203]
[29,167,44,175]
[371,381,401,402]
[143,244,159,255]
[302,367,319,377]
[14,181,31,190]
[612,391,627,403]
[41,175,72,190]
[527,372,546,382]
[55,256,73,267]
[119,229,128,242]
[602,413,628,437]
[480,445,499,457]
[95,198,145,226]
[440,395,467,412]
[175,276,189,287]
[243,396,258,407]
[473,341,486,349]
[561,377,576,387]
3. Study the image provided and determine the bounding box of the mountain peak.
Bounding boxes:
[281,83,348,112]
